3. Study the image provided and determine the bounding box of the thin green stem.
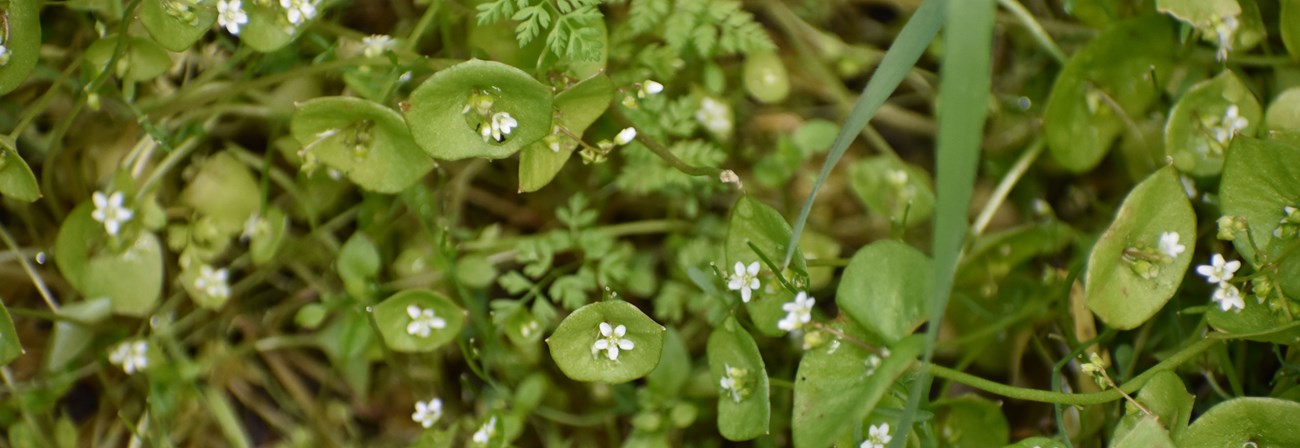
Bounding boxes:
[6,58,81,139]
[0,224,60,312]
[137,132,206,198]
[404,0,443,52]
[611,109,720,177]
[997,0,1067,64]
[971,138,1045,238]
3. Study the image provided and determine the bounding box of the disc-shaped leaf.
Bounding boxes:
[180,151,261,235]
[707,317,769,441]
[0,302,21,366]
[937,396,1010,448]
[1085,167,1195,330]
[1156,0,1239,31]
[372,289,466,353]
[54,203,100,292]
[724,196,807,337]
[793,331,922,448]
[0,146,41,202]
[291,97,435,193]
[1177,398,1300,447]
[0,0,41,95]
[1283,1,1300,61]
[83,37,173,82]
[1044,16,1175,173]
[1165,71,1261,177]
[546,301,665,383]
[742,51,790,104]
[848,157,935,227]
[838,240,932,343]
[238,2,299,53]
[83,232,165,317]
[519,74,613,192]
[404,59,553,160]
[1112,371,1193,441]
[1220,137,1300,266]
[140,0,218,52]
[1206,294,1300,344]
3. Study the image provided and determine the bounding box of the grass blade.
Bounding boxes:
[781,0,946,268]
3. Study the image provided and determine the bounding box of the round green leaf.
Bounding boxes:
[1265,87,1300,131]
[180,151,261,235]
[849,157,935,227]
[404,59,553,160]
[1177,398,1300,448]
[1044,16,1175,173]
[742,51,790,104]
[338,233,381,301]
[1207,295,1300,344]
[837,240,933,343]
[290,96,435,193]
[546,300,665,383]
[372,289,466,353]
[792,119,838,155]
[0,0,42,95]
[0,302,21,366]
[1282,1,1300,60]
[519,74,613,192]
[1084,167,1195,330]
[1156,0,1239,31]
[1112,371,1193,441]
[1165,71,1261,177]
[140,0,218,52]
[707,317,769,441]
[83,36,173,82]
[724,196,807,337]
[238,2,299,53]
[1220,137,1300,266]
[43,298,112,372]
[249,206,288,265]
[83,232,165,317]
[938,396,1010,448]
[0,146,41,202]
[54,203,101,292]
[647,327,690,396]
[793,331,922,448]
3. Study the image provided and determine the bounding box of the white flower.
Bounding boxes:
[639,80,664,98]
[864,354,882,376]
[1212,283,1245,312]
[361,35,395,59]
[194,264,231,300]
[591,322,635,361]
[1158,231,1186,259]
[1196,254,1240,285]
[1210,105,1249,145]
[280,0,318,27]
[217,0,249,35]
[471,416,497,445]
[91,191,134,237]
[718,363,749,402]
[886,169,909,187]
[719,169,740,185]
[727,261,761,303]
[241,213,268,242]
[777,291,815,332]
[613,127,638,146]
[0,44,10,66]
[406,305,447,338]
[480,112,518,143]
[860,422,892,448]
[696,97,733,137]
[108,340,149,374]
[1213,15,1239,61]
[519,320,540,338]
[411,398,442,428]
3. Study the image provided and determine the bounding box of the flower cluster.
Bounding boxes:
[411,398,442,428]
[1196,253,1244,312]
[195,264,232,301]
[471,416,497,446]
[1125,231,1185,280]
[361,35,396,59]
[696,96,733,138]
[727,261,761,303]
[777,291,815,332]
[591,322,635,361]
[860,423,893,448]
[217,0,249,35]
[1211,14,1239,61]
[718,363,751,403]
[622,79,664,108]
[108,340,149,375]
[91,190,134,237]
[1274,205,1300,239]
[1202,104,1249,151]
[406,305,447,338]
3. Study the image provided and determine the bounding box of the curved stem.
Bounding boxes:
[970,138,1044,238]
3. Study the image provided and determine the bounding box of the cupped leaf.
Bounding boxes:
[1220,137,1300,266]
[83,232,165,317]
[937,395,1010,448]
[519,74,613,192]
[1165,71,1261,177]
[838,240,932,343]
[372,289,466,353]
[1112,371,1193,441]
[0,302,21,366]
[742,51,790,104]
[792,331,922,448]
[1085,167,1195,330]
[1044,16,1175,173]
[0,146,41,202]
[725,196,807,337]
[546,300,665,383]
[140,0,218,52]
[238,2,300,53]
[707,317,769,441]
[404,59,553,160]
[180,151,261,235]
[848,157,935,227]
[0,0,41,95]
[83,36,173,82]
[1177,397,1300,447]
[291,97,435,193]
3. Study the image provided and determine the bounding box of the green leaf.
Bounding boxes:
[372,290,466,353]
[1085,167,1195,330]
[1112,417,1175,448]
[238,2,299,53]
[848,157,935,227]
[791,119,838,155]
[140,0,218,52]
[0,0,42,95]
[1220,137,1300,266]
[1003,437,1066,448]
[707,317,769,441]
[83,232,165,317]
[647,327,690,396]
[54,203,102,296]
[455,254,498,289]
[339,233,381,301]
[0,301,21,366]
[742,51,789,104]
[44,298,112,372]
[792,332,922,448]
[180,151,261,235]
[725,195,807,337]
[1044,16,1175,173]
[83,36,173,82]
[315,306,374,398]
[1165,71,1261,177]
[1177,397,1300,447]
[1264,87,1300,132]
[1206,293,1300,344]
[519,74,613,192]
[249,206,288,265]
[1156,0,1239,30]
[937,396,1010,448]
[546,300,665,383]
[0,147,41,202]
[837,240,932,343]
[291,96,435,193]
[957,221,1075,286]
[404,59,553,160]
[1282,1,1300,60]
[1112,371,1193,441]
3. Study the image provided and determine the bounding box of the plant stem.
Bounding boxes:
[997,0,1067,64]
[0,224,60,312]
[970,138,1044,238]
[610,109,721,177]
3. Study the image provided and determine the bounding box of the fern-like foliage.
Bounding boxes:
[615,140,724,195]
[476,0,614,61]
[633,0,773,59]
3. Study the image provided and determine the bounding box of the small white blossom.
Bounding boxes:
[718,363,749,402]
[696,97,733,137]
[108,340,149,374]
[1196,253,1240,285]
[406,305,447,338]
[727,261,761,303]
[361,35,396,59]
[1212,283,1245,312]
[777,291,815,332]
[860,423,893,448]
[1210,105,1249,145]
[591,322,635,361]
[241,213,268,242]
[639,80,664,98]
[613,127,638,146]
[194,264,231,300]
[480,112,518,143]
[1158,231,1186,259]
[719,169,740,185]
[217,0,249,35]
[91,191,134,237]
[864,354,883,376]
[280,0,318,27]
[411,398,442,428]
[519,320,540,338]
[471,416,497,446]
[1213,15,1239,61]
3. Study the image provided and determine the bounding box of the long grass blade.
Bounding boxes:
[781,0,946,268]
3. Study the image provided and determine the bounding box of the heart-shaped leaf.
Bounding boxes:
[372,290,466,353]
[291,96,435,193]
[848,157,935,227]
[518,74,613,192]
[547,300,665,383]
[0,0,42,95]
[1085,167,1195,330]
[0,146,41,202]
[140,0,218,52]
[1165,71,1261,177]
[724,196,807,337]
[707,317,769,441]
[793,331,921,448]
[404,59,553,160]
[1177,397,1300,447]
[1220,137,1300,267]
[838,240,932,343]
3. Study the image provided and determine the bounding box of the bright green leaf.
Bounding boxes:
[372,289,466,353]
[519,74,613,192]
[725,195,807,337]
[1220,137,1300,266]
[849,156,935,227]
[957,221,1074,286]
[1112,416,1175,448]
[742,51,789,104]
[647,327,691,397]
[237,2,300,53]
[546,300,665,383]
[707,317,769,441]
[1112,371,1193,441]
[1206,293,1300,344]
[1264,87,1300,132]
[0,0,42,95]
[1282,1,1300,60]
[838,240,932,343]
[339,233,381,301]
[0,302,21,366]
[1165,71,1261,177]
[792,331,921,448]
[1156,0,1239,30]
[180,151,261,235]
[404,59,553,160]
[43,298,112,372]
[938,395,1010,448]
[83,36,173,82]
[1177,397,1300,447]
[249,206,288,265]
[0,147,41,202]
[83,232,165,317]
[290,97,435,193]
[140,0,218,52]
